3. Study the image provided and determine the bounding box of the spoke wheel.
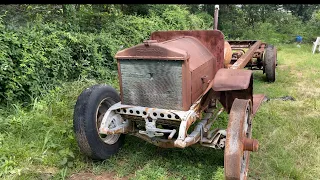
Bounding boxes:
[224,98,253,180]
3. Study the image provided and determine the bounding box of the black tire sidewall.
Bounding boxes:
[264,45,276,82]
[74,84,124,160]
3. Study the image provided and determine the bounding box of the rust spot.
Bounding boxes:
[243,138,259,152]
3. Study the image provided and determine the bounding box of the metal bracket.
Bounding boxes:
[201,129,226,149]
[139,117,177,139]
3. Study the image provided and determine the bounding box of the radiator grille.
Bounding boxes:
[119,59,183,110]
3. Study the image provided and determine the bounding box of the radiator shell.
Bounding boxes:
[115,33,223,111]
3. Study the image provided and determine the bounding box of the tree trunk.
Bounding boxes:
[75,4,80,11]
[62,5,67,18]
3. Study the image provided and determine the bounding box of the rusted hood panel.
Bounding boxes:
[150,30,225,72]
[115,41,188,60]
[212,69,253,91]
[162,36,214,71]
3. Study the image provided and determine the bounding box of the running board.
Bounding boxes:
[253,94,265,116]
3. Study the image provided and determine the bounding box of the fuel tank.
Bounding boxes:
[224,41,232,67]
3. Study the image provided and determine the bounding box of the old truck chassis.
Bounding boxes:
[99,90,260,151]
[73,5,269,180]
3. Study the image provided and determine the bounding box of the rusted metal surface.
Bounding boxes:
[232,50,244,59]
[243,138,259,152]
[201,128,226,149]
[227,40,258,48]
[213,69,253,113]
[219,89,253,114]
[116,36,218,111]
[212,68,253,91]
[226,41,267,69]
[224,98,258,180]
[197,89,216,113]
[230,41,262,69]
[252,94,265,116]
[162,37,216,104]
[116,61,124,103]
[150,30,225,73]
[224,41,232,67]
[252,48,264,58]
[115,39,188,60]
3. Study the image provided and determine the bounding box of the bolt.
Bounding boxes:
[243,138,259,152]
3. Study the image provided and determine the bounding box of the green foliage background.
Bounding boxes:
[0,5,213,104]
[0,4,319,104]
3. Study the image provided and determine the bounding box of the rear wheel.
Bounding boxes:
[263,45,277,82]
[73,84,125,160]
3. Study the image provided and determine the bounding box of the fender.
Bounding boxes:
[211,68,253,113]
[212,68,253,91]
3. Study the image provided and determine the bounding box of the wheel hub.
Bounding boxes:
[96,99,123,145]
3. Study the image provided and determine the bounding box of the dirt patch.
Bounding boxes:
[68,172,130,180]
[296,71,304,78]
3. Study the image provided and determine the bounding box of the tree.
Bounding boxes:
[120,4,152,16]
[283,4,320,22]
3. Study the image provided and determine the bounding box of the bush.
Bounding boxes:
[0,20,117,104]
[241,22,284,44]
[0,5,211,105]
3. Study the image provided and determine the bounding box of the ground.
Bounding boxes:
[69,172,130,180]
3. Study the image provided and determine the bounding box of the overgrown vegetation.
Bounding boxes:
[0,4,211,104]
[0,4,320,180]
[1,4,320,104]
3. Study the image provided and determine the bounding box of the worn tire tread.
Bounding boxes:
[264,45,276,82]
[73,84,124,160]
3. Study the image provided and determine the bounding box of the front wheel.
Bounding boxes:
[224,98,256,180]
[73,84,125,160]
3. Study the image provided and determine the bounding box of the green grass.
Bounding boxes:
[250,44,320,180]
[0,44,320,180]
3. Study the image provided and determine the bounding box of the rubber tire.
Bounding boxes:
[73,84,125,160]
[264,45,277,82]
